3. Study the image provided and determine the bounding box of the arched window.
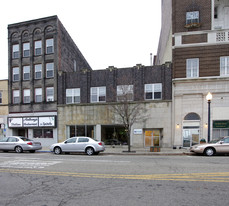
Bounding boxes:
[184,113,200,120]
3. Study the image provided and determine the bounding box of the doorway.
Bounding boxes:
[183,128,199,147]
[144,129,160,147]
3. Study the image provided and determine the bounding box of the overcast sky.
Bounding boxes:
[0,0,161,80]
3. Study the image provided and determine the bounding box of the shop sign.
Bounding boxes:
[8,118,23,127]
[23,117,38,127]
[134,129,143,135]
[213,120,229,129]
[39,116,55,127]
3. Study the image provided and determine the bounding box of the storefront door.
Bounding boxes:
[183,128,199,147]
[144,129,160,147]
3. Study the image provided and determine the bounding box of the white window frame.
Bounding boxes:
[35,88,42,103]
[23,66,30,80]
[23,89,30,104]
[12,44,19,59]
[34,40,42,56]
[46,87,54,102]
[90,87,106,103]
[46,62,54,78]
[46,38,54,54]
[66,88,80,104]
[35,64,42,79]
[13,67,19,81]
[23,42,30,57]
[186,11,199,24]
[186,58,199,78]
[13,90,20,104]
[220,56,229,76]
[145,83,162,100]
[117,85,133,101]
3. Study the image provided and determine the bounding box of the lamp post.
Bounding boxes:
[206,92,212,143]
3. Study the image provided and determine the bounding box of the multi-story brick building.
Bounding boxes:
[156,0,229,147]
[8,16,91,146]
[0,79,8,138]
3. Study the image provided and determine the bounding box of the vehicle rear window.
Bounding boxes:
[20,137,32,141]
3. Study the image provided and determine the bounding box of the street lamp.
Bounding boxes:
[206,92,212,143]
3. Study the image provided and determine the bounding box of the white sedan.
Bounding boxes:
[0,136,42,153]
[50,137,105,155]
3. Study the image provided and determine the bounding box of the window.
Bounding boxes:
[23,66,30,80]
[90,87,106,103]
[220,57,229,76]
[214,7,218,19]
[13,90,20,104]
[46,62,54,78]
[0,92,2,104]
[117,85,133,101]
[34,40,42,56]
[12,44,19,59]
[23,42,30,57]
[66,88,80,104]
[23,89,30,103]
[74,60,77,72]
[33,129,53,138]
[186,11,199,25]
[186,58,199,78]
[46,38,54,54]
[78,138,89,143]
[46,87,54,102]
[35,88,42,103]
[35,64,42,79]
[13,67,19,81]
[145,83,162,100]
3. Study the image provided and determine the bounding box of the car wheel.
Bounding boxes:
[86,147,94,155]
[204,147,215,156]
[54,147,62,155]
[15,146,23,153]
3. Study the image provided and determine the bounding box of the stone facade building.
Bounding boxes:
[0,80,8,138]
[156,0,229,147]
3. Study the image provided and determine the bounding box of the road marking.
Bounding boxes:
[0,160,61,169]
[0,168,228,183]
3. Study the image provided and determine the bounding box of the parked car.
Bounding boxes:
[190,136,229,156]
[0,136,42,153]
[50,137,105,155]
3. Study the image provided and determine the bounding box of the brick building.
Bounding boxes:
[156,0,229,147]
[7,16,91,146]
[0,80,8,138]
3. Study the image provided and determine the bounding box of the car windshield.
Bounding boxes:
[209,137,224,143]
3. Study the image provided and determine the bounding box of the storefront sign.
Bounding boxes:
[8,116,56,128]
[39,116,55,127]
[134,129,143,135]
[8,118,23,127]
[213,120,229,128]
[23,117,38,127]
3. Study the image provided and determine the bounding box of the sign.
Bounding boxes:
[23,117,38,127]
[39,116,55,127]
[213,120,229,129]
[8,116,56,128]
[8,118,22,127]
[134,129,143,135]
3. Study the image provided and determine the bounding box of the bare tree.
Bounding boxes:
[111,85,147,152]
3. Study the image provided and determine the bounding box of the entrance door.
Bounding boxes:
[144,129,160,147]
[183,129,199,147]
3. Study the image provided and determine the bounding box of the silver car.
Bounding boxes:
[190,136,229,156]
[50,137,105,155]
[0,136,42,153]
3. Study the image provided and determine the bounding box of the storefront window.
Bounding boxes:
[33,128,53,138]
[69,125,95,138]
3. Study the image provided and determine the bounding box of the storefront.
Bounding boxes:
[7,114,58,147]
[212,120,229,139]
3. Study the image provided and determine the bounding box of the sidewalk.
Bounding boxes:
[40,145,193,156]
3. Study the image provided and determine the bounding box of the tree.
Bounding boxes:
[111,85,147,152]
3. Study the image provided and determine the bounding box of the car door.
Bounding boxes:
[219,137,229,153]
[75,137,89,152]
[5,137,19,150]
[61,137,77,152]
[0,137,9,150]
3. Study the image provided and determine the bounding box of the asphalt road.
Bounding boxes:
[0,152,228,206]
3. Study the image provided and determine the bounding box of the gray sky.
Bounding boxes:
[0,0,161,80]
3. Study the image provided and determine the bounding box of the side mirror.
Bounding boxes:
[219,141,224,144]
[64,141,67,144]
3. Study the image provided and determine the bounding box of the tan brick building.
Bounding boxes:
[156,0,229,147]
[0,79,8,137]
